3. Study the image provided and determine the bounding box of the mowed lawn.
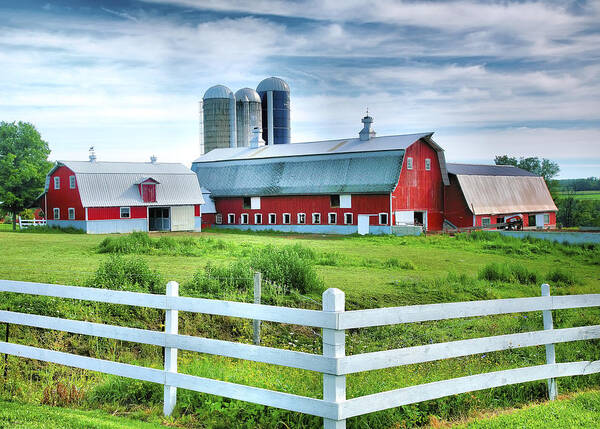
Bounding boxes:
[559,190,600,201]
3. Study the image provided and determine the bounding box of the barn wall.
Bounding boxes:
[213,194,390,227]
[47,166,85,221]
[392,139,444,230]
[444,174,473,228]
[474,211,556,229]
[87,206,147,221]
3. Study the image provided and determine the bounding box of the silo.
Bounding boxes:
[202,85,236,153]
[256,77,290,145]
[235,88,262,148]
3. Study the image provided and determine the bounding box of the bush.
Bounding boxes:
[184,261,253,297]
[546,268,577,286]
[87,255,164,293]
[98,231,153,253]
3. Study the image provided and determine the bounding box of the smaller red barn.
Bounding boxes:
[444,164,557,230]
[38,159,204,234]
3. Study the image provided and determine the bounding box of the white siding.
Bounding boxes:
[171,206,194,231]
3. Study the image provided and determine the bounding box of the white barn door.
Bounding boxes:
[171,205,194,231]
[358,215,370,235]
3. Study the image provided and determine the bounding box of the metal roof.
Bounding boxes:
[47,161,204,208]
[201,188,217,214]
[447,163,537,177]
[256,77,290,92]
[192,151,405,197]
[235,88,261,103]
[456,175,557,215]
[203,85,233,99]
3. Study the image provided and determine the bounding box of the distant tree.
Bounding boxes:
[494,155,560,198]
[0,122,52,230]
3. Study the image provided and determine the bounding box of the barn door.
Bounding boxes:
[358,215,370,235]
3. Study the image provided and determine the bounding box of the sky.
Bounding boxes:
[1,0,599,179]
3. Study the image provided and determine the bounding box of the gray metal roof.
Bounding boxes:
[456,175,557,215]
[193,151,405,197]
[235,88,261,103]
[447,163,537,177]
[257,77,289,92]
[203,85,233,99]
[201,188,217,214]
[193,133,433,163]
[47,161,204,208]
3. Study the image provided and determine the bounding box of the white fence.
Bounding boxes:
[0,279,599,428]
[17,217,46,229]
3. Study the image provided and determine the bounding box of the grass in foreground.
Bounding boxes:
[0,400,166,429]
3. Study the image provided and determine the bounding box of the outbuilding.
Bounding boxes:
[38,158,204,234]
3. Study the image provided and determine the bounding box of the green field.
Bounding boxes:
[559,190,600,200]
[0,228,598,428]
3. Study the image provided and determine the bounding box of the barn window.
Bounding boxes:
[528,215,536,227]
[330,195,340,207]
[407,157,413,170]
[228,214,235,224]
[340,194,351,208]
[297,213,306,224]
[482,217,491,228]
[255,213,262,224]
[283,213,291,224]
[328,213,337,224]
[69,176,76,189]
[379,213,388,225]
[425,158,431,171]
[268,213,276,224]
[241,214,249,224]
[312,213,321,224]
[120,207,131,219]
[243,197,251,209]
[54,177,60,190]
[344,213,353,224]
[142,184,156,203]
[53,208,60,220]
[544,214,550,224]
[68,208,75,220]
[216,214,223,224]
[251,197,261,209]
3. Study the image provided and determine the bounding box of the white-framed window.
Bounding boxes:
[268,213,276,224]
[340,194,352,208]
[251,197,261,210]
[482,217,491,228]
[297,213,306,224]
[344,213,353,224]
[53,208,60,220]
[543,214,550,224]
[328,212,337,224]
[216,213,223,224]
[54,176,60,190]
[425,158,431,171]
[241,213,249,224]
[69,175,76,189]
[406,157,413,170]
[68,208,75,220]
[283,213,291,224]
[228,213,235,224]
[120,207,131,219]
[312,213,321,224]
[255,213,262,224]
[379,213,389,225]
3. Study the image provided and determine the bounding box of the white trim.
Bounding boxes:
[328,212,337,224]
[120,207,131,219]
[227,213,235,224]
[85,207,88,222]
[68,208,75,220]
[54,176,60,190]
[282,213,291,224]
[312,213,321,224]
[69,175,76,189]
[241,213,249,225]
[254,213,262,224]
[215,213,223,224]
[482,217,491,228]
[297,213,306,225]
[543,213,550,225]
[406,157,413,170]
[268,213,276,224]
[53,207,60,220]
[425,158,431,171]
[378,212,388,225]
[344,213,353,225]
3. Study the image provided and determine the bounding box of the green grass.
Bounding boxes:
[0,400,166,429]
[451,390,600,428]
[559,190,600,200]
[0,228,598,428]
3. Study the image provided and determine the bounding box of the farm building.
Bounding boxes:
[38,157,204,234]
[192,115,557,234]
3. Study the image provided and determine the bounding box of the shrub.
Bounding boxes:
[98,231,153,253]
[87,255,163,293]
[184,261,253,297]
[546,268,577,286]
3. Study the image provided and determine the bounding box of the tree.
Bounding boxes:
[0,122,52,230]
[494,155,560,199]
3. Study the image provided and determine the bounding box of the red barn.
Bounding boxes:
[38,159,204,234]
[193,115,449,234]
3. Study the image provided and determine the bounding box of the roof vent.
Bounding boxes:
[89,146,96,162]
[250,126,265,148]
[150,155,157,164]
[359,112,376,141]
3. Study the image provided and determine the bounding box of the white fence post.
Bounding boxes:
[541,283,557,400]
[322,288,346,429]
[163,281,179,416]
[253,272,262,346]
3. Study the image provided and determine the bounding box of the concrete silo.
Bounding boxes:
[235,88,262,148]
[202,85,236,153]
[256,77,290,145]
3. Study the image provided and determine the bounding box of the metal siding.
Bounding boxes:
[171,206,195,231]
[456,175,558,215]
[46,166,85,221]
[447,163,537,177]
[86,219,147,234]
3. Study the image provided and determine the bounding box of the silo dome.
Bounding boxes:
[235,88,261,103]
[203,84,233,99]
[257,77,290,93]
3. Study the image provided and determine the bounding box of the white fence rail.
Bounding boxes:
[17,217,46,229]
[0,279,599,428]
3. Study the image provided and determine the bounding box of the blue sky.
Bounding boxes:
[1,0,599,178]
